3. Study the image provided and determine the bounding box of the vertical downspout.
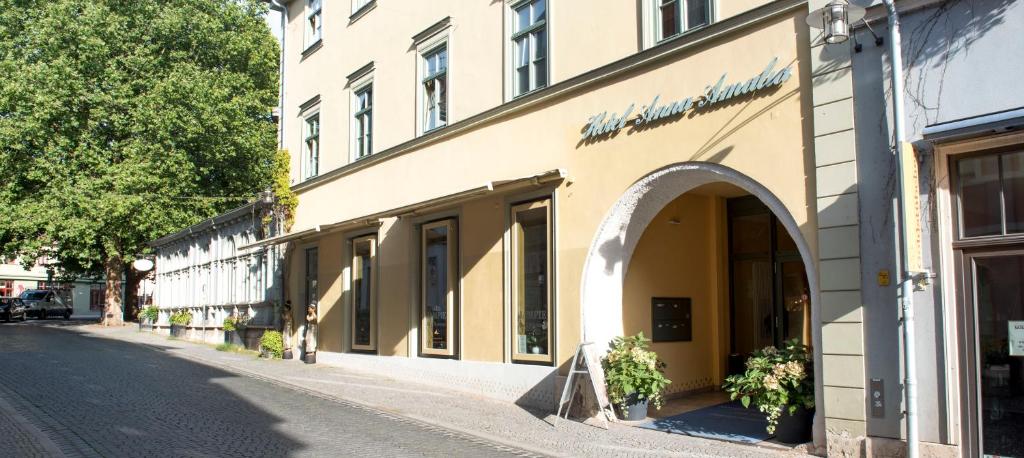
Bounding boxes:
[881,1,919,456]
[267,0,289,353]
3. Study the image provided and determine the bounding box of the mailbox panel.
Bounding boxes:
[651,297,692,342]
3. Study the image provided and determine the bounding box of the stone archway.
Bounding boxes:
[579,161,824,448]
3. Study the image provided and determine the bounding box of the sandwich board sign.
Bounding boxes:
[556,342,613,428]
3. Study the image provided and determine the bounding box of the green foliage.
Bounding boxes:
[271,149,297,232]
[722,339,815,434]
[141,305,159,323]
[169,309,191,326]
[223,313,250,332]
[601,332,672,411]
[215,343,252,354]
[259,330,283,359]
[0,0,279,294]
[223,316,237,332]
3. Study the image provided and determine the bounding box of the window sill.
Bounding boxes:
[349,0,377,24]
[301,39,323,59]
[511,85,547,101]
[421,124,447,136]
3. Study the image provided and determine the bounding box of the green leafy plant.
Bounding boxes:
[601,332,672,410]
[259,330,283,359]
[141,305,159,323]
[722,339,815,434]
[169,310,192,326]
[223,313,250,332]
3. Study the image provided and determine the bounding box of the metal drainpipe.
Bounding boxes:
[268,0,286,149]
[880,1,919,456]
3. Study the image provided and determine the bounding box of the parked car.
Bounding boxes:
[0,297,27,322]
[19,290,72,320]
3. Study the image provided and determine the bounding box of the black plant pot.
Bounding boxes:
[283,349,293,360]
[224,330,244,346]
[775,406,813,444]
[619,394,649,421]
[170,324,187,338]
[303,352,316,364]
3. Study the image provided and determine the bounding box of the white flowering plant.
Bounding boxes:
[601,332,672,411]
[722,339,815,434]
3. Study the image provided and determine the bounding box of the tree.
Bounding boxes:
[0,0,279,325]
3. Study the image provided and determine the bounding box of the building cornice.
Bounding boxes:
[148,200,271,249]
[291,0,806,194]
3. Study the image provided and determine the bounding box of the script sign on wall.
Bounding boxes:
[580,57,792,142]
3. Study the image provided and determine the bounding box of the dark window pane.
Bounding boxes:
[959,155,1002,237]
[534,57,547,89]
[686,0,710,29]
[731,259,773,355]
[533,0,545,23]
[974,255,1024,457]
[660,0,678,39]
[781,261,810,345]
[305,248,318,308]
[353,240,373,347]
[775,219,798,252]
[731,213,770,255]
[424,226,449,350]
[515,3,530,32]
[1003,152,1024,233]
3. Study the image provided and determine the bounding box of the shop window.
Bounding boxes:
[302,114,320,181]
[654,0,713,43]
[421,44,448,133]
[955,150,1024,238]
[305,247,318,310]
[0,280,12,297]
[90,284,105,311]
[510,0,547,98]
[511,199,553,363]
[351,235,376,351]
[421,220,458,357]
[353,84,373,160]
[305,0,322,49]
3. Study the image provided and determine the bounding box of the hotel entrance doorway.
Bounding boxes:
[727,196,811,375]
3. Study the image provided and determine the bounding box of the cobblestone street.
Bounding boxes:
[0,321,536,457]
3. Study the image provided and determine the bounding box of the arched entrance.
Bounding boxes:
[580,162,824,447]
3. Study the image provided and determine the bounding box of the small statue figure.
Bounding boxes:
[303,301,318,364]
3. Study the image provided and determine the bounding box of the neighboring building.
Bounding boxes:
[844,1,1024,456]
[149,198,283,344]
[0,257,104,318]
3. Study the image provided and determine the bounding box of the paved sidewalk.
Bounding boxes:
[77,324,815,458]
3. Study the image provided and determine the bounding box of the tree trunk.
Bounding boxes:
[102,258,124,326]
[123,265,142,322]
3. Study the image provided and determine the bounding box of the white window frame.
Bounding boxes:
[505,0,550,100]
[352,0,373,15]
[350,235,377,352]
[301,113,320,181]
[643,0,716,49]
[417,37,450,136]
[305,0,323,49]
[420,219,458,357]
[350,77,374,161]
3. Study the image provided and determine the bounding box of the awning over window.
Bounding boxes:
[243,168,566,250]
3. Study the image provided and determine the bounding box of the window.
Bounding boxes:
[351,235,376,351]
[302,114,319,180]
[511,0,547,97]
[90,284,105,311]
[353,85,373,159]
[421,220,457,356]
[655,0,712,42]
[352,0,373,14]
[0,279,12,297]
[955,150,1024,238]
[510,199,553,363]
[421,45,448,133]
[305,0,322,47]
[305,247,318,309]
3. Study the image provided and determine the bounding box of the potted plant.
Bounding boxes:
[222,313,249,347]
[169,309,191,338]
[139,305,159,331]
[723,339,815,444]
[601,332,672,421]
[260,330,284,359]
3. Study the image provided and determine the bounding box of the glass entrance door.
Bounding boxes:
[968,252,1024,457]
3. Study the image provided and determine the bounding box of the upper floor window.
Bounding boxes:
[656,0,712,41]
[422,45,448,133]
[353,84,373,159]
[352,0,373,15]
[511,0,547,97]
[305,0,323,47]
[302,114,320,180]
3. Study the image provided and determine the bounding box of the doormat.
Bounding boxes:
[636,401,771,444]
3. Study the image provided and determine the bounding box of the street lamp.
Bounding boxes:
[806,1,864,45]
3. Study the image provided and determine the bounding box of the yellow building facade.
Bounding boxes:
[262,0,869,453]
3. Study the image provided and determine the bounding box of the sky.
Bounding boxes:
[265,8,283,42]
